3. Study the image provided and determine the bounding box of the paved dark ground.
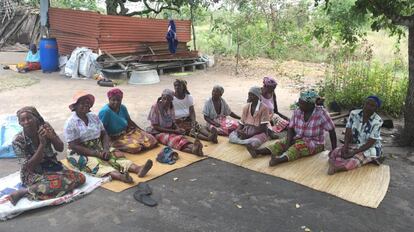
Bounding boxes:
[0,149,413,232]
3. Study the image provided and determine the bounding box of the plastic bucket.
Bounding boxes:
[39,38,59,72]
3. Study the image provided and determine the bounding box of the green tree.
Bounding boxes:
[105,0,219,16]
[315,0,414,145]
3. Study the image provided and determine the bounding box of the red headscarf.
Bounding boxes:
[107,88,123,99]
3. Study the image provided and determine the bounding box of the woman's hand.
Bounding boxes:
[39,124,56,140]
[99,150,111,161]
[38,132,47,147]
[176,128,186,135]
[113,151,125,158]
[237,130,248,139]
[341,146,354,159]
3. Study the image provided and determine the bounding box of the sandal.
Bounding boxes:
[138,159,153,178]
[134,188,158,207]
[192,139,204,157]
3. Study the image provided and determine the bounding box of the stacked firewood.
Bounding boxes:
[0,7,40,51]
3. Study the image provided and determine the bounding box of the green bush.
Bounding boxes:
[319,60,408,117]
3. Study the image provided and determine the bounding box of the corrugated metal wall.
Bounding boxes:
[49,8,192,55]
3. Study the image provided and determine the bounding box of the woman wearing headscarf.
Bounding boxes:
[98,88,158,154]
[247,89,337,166]
[202,85,241,136]
[7,107,85,206]
[19,44,41,72]
[173,79,218,143]
[328,96,383,175]
[147,89,204,156]
[228,86,271,148]
[260,77,289,133]
[64,91,153,183]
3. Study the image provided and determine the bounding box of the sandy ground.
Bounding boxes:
[0,52,413,231]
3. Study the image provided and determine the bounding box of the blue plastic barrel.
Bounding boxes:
[39,38,59,72]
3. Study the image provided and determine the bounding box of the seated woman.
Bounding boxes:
[247,90,337,166]
[98,88,158,154]
[202,85,241,136]
[260,77,289,133]
[173,79,218,143]
[64,91,152,183]
[147,89,204,156]
[7,107,85,206]
[229,86,270,148]
[19,44,41,72]
[328,96,383,175]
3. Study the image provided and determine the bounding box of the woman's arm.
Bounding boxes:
[230,112,241,120]
[328,129,337,150]
[350,139,376,155]
[286,127,295,147]
[152,124,185,135]
[189,106,196,122]
[68,139,101,158]
[204,115,220,127]
[127,117,142,130]
[40,123,64,152]
[24,133,47,172]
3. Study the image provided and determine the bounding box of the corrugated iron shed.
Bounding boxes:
[49,8,193,56]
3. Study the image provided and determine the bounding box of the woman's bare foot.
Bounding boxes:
[269,156,288,166]
[7,189,28,206]
[110,171,134,183]
[192,139,204,156]
[268,130,279,140]
[138,159,153,178]
[246,144,258,158]
[209,127,218,143]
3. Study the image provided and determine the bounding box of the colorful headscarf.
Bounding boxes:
[69,91,95,111]
[263,77,277,88]
[213,85,224,95]
[107,88,123,99]
[249,86,262,98]
[174,79,190,95]
[16,106,45,125]
[367,95,381,108]
[299,89,319,104]
[162,89,175,98]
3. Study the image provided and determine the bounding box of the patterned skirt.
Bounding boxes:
[266,138,324,161]
[67,138,133,177]
[208,115,239,136]
[155,133,192,151]
[229,125,269,148]
[26,169,85,201]
[111,128,158,154]
[328,146,376,171]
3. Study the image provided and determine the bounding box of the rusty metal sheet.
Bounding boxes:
[48,8,192,55]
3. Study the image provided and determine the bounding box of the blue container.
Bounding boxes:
[39,38,59,72]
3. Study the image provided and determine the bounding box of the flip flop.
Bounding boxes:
[133,183,157,207]
[136,182,152,195]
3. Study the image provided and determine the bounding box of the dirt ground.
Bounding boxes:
[0,52,413,231]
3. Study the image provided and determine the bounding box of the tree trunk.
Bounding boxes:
[190,4,196,51]
[403,26,414,146]
[106,0,118,15]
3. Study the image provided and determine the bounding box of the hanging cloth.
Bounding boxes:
[166,20,179,54]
